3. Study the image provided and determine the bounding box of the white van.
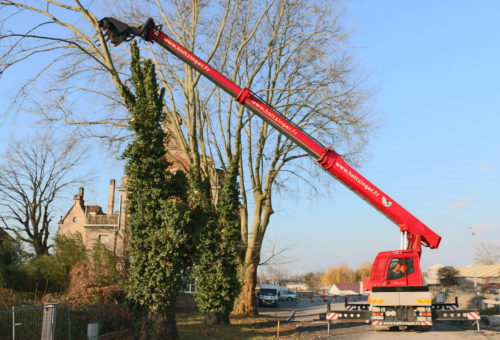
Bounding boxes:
[258,284,280,307]
[278,289,297,301]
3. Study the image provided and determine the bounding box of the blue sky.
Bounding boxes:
[267,0,500,273]
[1,1,499,273]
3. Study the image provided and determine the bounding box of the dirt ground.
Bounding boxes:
[177,311,500,340]
[292,320,499,340]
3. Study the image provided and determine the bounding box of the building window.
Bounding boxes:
[98,234,108,245]
[72,217,78,223]
[182,277,196,294]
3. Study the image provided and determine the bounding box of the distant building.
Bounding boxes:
[327,282,361,296]
[424,263,500,286]
[58,179,127,257]
[455,264,500,286]
[423,264,445,285]
[285,282,309,292]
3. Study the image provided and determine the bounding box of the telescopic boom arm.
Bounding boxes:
[99,17,441,254]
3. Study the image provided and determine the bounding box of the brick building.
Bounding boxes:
[58,128,223,256]
[57,179,128,257]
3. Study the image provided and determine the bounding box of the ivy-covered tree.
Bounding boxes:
[193,156,242,324]
[121,41,191,339]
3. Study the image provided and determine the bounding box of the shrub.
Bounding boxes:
[437,266,459,286]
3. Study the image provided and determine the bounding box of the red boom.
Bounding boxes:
[146,25,441,253]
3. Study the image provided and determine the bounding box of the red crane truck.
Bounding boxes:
[99,17,480,330]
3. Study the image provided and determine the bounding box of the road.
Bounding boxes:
[257,298,500,339]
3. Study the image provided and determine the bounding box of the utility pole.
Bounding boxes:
[469,227,479,311]
[471,228,478,290]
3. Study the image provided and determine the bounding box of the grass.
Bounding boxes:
[177,312,301,339]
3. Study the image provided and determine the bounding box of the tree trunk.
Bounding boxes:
[147,309,178,340]
[233,260,259,315]
[205,311,229,325]
[33,240,49,257]
[233,201,272,316]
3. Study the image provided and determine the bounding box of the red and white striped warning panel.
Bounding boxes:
[467,312,480,320]
[371,321,382,326]
[326,312,339,320]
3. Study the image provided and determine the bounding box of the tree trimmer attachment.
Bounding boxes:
[98,17,156,46]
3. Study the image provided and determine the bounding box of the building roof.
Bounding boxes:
[332,283,361,293]
[457,264,500,278]
[86,205,104,214]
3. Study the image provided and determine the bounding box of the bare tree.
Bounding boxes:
[474,242,500,265]
[0,1,128,143]
[0,134,87,255]
[1,0,373,315]
[355,261,372,281]
[262,264,289,285]
[303,272,321,292]
[162,0,372,315]
[321,264,356,286]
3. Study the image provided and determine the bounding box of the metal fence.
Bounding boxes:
[0,303,131,340]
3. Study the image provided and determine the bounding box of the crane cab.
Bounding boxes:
[363,250,423,291]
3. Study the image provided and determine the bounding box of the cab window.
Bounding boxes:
[387,258,414,280]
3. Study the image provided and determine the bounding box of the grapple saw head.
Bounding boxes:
[98,17,155,46]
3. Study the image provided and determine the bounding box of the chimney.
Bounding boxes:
[107,179,116,214]
[74,187,85,208]
[75,187,84,199]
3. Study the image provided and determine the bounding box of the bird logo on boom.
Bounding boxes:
[382,196,392,207]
